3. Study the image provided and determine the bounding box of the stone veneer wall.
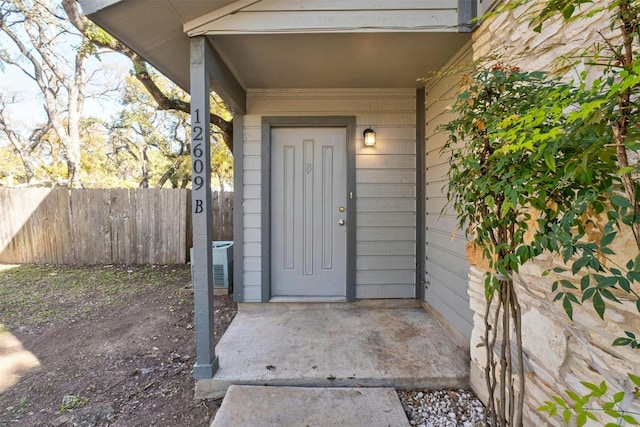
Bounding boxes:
[468,1,640,425]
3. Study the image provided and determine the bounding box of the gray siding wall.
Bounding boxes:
[423,45,473,340]
[242,89,416,301]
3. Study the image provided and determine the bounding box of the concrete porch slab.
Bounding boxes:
[211,385,410,427]
[196,300,469,399]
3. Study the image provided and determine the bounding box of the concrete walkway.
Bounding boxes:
[197,300,469,399]
[211,385,410,427]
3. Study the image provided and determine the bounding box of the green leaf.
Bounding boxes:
[613,391,625,403]
[581,381,599,393]
[623,414,639,425]
[538,403,552,413]
[629,373,640,388]
[563,4,575,20]
[618,277,631,292]
[589,257,602,271]
[619,166,635,175]
[544,151,557,171]
[572,257,590,274]
[605,409,621,418]
[566,390,581,403]
[600,232,616,247]
[553,396,568,408]
[501,199,512,218]
[566,293,579,303]
[612,337,632,346]
[596,276,618,288]
[581,381,605,398]
[600,246,615,255]
[563,295,575,320]
[560,279,577,290]
[599,289,619,303]
[563,408,572,424]
[592,292,605,319]
[611,195,632,208]
[582,287,596,301]
[577,412,587,427]
[598,381,607,395]
[580,275,590,291]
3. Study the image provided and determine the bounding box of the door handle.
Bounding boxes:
[338,219,345,226]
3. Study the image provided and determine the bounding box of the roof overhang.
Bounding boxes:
[79,0,477,94]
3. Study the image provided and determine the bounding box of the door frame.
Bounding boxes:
[261,116,357,302]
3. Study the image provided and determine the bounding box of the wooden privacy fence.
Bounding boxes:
[0,188,233,265]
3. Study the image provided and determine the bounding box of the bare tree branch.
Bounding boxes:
[61,0,234,153]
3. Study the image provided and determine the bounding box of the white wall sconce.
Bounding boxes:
[363,127,376,147]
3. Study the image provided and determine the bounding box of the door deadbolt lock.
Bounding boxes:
[338,206,345,212]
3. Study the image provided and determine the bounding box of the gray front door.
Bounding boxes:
[271,127,347,297]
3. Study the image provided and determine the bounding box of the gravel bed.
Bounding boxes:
[398,389,489,427]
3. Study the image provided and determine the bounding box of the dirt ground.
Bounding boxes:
[0,264,236,427]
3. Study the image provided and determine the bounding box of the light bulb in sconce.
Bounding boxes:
[363,128,376,147]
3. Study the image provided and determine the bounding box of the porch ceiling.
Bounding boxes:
[211,32,471,89]
[80,0,471,91]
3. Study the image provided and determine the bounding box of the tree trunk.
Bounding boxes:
[66,155,82,188]
[156,156,184,188]
[217,173,225,193]
[139,147,149,188]
[18,152,37,185]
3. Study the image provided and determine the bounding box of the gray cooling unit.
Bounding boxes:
[190,241,234,289]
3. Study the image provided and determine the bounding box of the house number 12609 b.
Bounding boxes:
[192,108,205,213]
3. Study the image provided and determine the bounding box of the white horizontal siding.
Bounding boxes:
[357,241,414,256]
[357,255,415,270]
[357,212,415,227]
[357,184,415,198]
[244,243,261,257]
[357,227,415,242]
[357,284,415,299]
[242,114,262,302]
[248,89,416,115]
[423,43,473,340]
[357,198,415,212]
[243,170,261,184]
[241,88,416,300]
[243,186,261,200]
[356,154,415,169]
[357,169,415,184]
[426,213,458,233]
[356,140,415,155]
[427,229,467,255]
[425,196,449,215]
